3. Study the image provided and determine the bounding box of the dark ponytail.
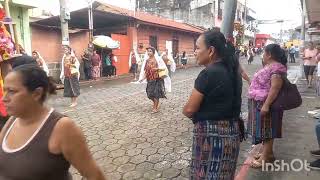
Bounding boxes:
[265,44,288,66]
[13,64,56,104]
[48,76,57,95]
[203,30,242,117]
[202,30,244,141]
[223,42,242,118]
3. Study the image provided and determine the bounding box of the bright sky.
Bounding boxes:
[40,0,302,34]
[248,0,302,34]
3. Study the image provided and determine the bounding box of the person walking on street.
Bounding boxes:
[102,52,112,77]
[0,64,105,180]
[316,45,320,97]
[138,47,169,113]
[110,53,117,77]
[248,44,288,168]
[82,49,92,80]
[91,50,101,81]
[247,46,254,64]
[174,51,180,65]
[181,51,188,69]
[289,44,296,63]
[60,46,80,108]
[183,30,243,179]
[32,51,49,76]
[244,46,248,58]
[129,50,138,80]
[303,42,318,88]
[161,50,176,78]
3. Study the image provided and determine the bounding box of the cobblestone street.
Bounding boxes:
[50,66,206,179]
[49,57,320,180]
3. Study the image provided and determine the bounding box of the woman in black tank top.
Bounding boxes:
[0,64,105,180]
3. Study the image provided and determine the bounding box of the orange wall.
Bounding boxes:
[111,34,131,75]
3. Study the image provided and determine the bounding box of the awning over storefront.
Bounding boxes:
[305,0,320,24]
[31,4,129,30]
[31,1,204,35]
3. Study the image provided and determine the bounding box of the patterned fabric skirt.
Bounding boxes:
[146,79,166,100]
[247,99,283,145]
[316,76,320,97]
[130,64,138,73]
[91,66,101,78]
[64,75,80,98]
[190,120,240,180]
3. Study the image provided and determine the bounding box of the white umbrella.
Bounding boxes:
[92,35,120,49]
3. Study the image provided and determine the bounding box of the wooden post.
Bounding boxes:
[1,0,21,80]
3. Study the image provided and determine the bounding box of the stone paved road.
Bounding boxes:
[47,61,257,180]
[49,67,202,180]
[48,57,320,180]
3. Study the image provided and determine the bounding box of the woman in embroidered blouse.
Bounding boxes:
[248,44,288,168]
[60,46,80,107]
[139,47,166,113]
[32,51,49,76]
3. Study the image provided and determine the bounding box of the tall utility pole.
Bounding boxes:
[221,0,238,41]
[87,0,94,44]
[243,0,247,43]
[301,0,306,47]
[211,0,216,27]
[300,0,307,78]
[59,0,70,46]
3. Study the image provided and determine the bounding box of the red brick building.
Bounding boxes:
[31,2,204,80]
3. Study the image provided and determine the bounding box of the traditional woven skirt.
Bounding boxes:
[130,64,138,73]
[316,76,320,97]
[146,79,166,100]
[190,120,240,180]
[64,75,80,98]
[247,99,283,145]
[91,66,101,79]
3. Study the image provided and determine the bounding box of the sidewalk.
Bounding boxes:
[242,65,320,180]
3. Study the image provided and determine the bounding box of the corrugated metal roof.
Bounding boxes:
[94,1,205,33]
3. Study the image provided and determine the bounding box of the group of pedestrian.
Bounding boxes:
[0,29,318,179]
[82,49,117,80]
[283,44,300,63]
[181,29,305,178]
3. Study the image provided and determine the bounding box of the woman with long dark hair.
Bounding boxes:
[183,30,242,179]
[248,44,288,168]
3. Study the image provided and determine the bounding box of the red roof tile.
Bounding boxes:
[95,1,204,34]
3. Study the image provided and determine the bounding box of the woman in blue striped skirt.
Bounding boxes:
[183,30,243,179]
[248,44,288,168]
